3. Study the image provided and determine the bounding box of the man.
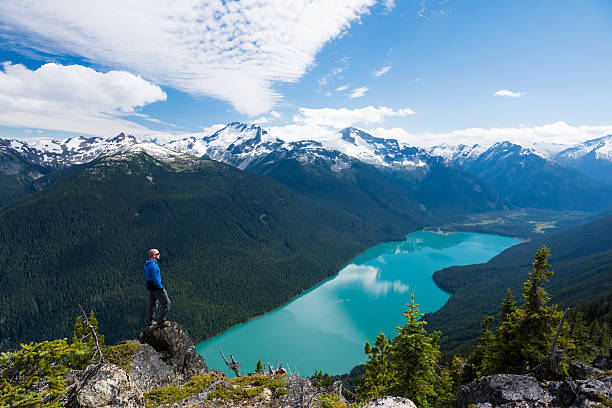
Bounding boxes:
[144,248,171,327]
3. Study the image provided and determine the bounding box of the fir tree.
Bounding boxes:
[255,360,263,374]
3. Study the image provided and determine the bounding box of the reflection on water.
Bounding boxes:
[332,264,409,296]
[196,231,519,377]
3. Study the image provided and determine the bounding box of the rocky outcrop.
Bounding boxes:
[65,363,143,408]
[455,371,612,408]
[361,396,418,408]
[128,343,176,394]
[138,321,208,382]
[455,374,553,408]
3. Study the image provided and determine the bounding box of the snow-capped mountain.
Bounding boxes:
[165,122,284,169]
[165,123,432,171]
[555,135,612,185]
[0,133,188,168]
[556,134,612,162]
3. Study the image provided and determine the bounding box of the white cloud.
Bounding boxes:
[0,62,166,136]
[252,116,269,124]
[335,85,349,91]
[365,122,612,149]
[269,110,282,119]
[349,86,369,98]
[268,120,612,152]
[293,106,415,128]
[373,65,391,77]
[0,1,376,116]
[493,89,525,98]
[382,0,396,13]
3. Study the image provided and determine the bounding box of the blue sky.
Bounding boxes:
[0,0,611,147]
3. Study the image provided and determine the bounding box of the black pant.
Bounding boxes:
[147,288,170,324]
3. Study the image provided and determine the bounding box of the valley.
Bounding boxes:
[0,124,611,360]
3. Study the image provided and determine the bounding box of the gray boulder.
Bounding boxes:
[568,362,604,380]
[455,374,553,408]
[65,363,143,408]
[128,344,176,394]
[360,396,417,408]
[139,321,208,380]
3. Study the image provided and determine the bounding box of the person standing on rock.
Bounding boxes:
[144,248,171,327]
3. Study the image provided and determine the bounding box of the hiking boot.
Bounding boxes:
[157,320,170,327]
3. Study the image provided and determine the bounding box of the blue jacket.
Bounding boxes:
[144,258,163,290]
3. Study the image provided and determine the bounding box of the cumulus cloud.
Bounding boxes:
[292,106,415,128]
[494,89,525,98]
[373,65,391,77]
[349,86,369,98]
[0,0,376,116]
[0,62,166,136]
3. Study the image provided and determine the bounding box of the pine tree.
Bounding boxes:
[389,292,440,407]
[500,288,516,322]
[357,333,395,402]
[462,315,495,382]
[482,246,573,373]
[255,360,263,374]
[357,292,446,407]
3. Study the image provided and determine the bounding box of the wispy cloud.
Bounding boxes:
[373,65,391,77]
[0,62,166,136]
[292,106,415,128]
[335,85,349,91]
[494,89,525,98]
[0,1,376,116]
[349,86,369,98]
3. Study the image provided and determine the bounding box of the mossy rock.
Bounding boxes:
[103,341,143,372]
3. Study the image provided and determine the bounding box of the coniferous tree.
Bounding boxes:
[462,315,495,383]
[500,288,516,322]
[390,292,440,407]
[357,333,394,402]
[357,292,448,407]
[255,360,263,374]
[483,246,573,374]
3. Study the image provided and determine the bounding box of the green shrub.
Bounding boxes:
[317,392,346,408]
[0,339,90,408]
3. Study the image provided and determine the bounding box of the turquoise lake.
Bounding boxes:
[195,231,519,376]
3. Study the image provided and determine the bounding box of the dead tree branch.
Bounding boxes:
[79,305,105,364]
[219,347,241,377]
[550,307,570,374]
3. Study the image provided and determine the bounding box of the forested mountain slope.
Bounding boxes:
[426,213,612,353]
[0,152,421,349]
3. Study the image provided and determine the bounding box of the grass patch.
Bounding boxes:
[144,373,220,407]
[207,374,287,401]
[103,342,143,372]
